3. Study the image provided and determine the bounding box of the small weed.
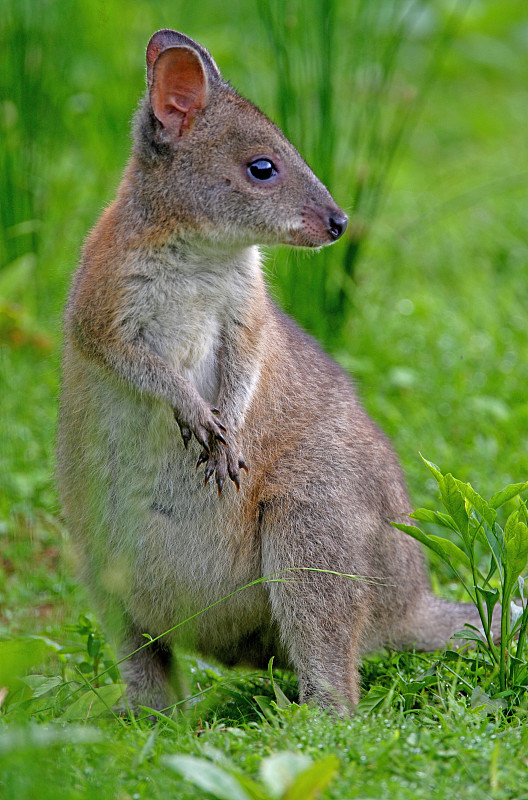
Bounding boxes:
[393,457,528,703]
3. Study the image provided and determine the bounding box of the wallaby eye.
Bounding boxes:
[247,158,278,182]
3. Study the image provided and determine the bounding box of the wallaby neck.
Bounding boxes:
[158,237,262,278]
[114,158,263,280]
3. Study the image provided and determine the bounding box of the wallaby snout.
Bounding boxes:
[290,203,348,247]
[328,211,348,240]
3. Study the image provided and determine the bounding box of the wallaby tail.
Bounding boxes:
[393,592,495,652]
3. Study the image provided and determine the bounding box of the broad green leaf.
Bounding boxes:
[403,675,438,691]
[476,587,500,627]
[443,649,493,667]
[454,480,497,529]
[517,499,528,526]
[18,675,62,698]
[272,685,291,710]
[505,511,526,545]
[439,473,469,542]
[451,628,486,643]
[283,756,339,800]
[426,535,472,570]
[87,634,101,658]
[489,482,528,510]
[163,755,254,800]
[409,508,458,532]
[504,516,528,598]
[253,695,280,728]
[482,522,505,577]
[420,455,443,483]
[0,638,55,690]
[392,523,471,569]
[268,656,291,709]
[259,752,312,798]
[235,773,271,800]
[510,602,524,627]
[504,510,518,543]
[471,687,507,713]
[60,684,125,721]
[357,685,393,714]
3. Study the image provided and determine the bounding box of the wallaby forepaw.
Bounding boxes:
[196,443,247,496]
[174,405,227,452]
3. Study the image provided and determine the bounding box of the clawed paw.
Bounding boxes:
[175,404,227,452]
[174,405,247,496]
[196,445,248,497]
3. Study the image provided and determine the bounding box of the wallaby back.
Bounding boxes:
[57,29,482,715]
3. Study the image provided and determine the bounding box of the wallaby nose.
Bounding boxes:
[328,212,348,241]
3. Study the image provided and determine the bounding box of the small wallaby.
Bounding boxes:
[57,29,486,714]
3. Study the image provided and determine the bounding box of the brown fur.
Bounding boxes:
[57,29,486,714]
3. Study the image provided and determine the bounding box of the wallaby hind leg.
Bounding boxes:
[261,501,367,713]
[118,624,176,713]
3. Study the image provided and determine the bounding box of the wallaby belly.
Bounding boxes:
[58,354,266,647]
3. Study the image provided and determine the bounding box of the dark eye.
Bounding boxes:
[247,158,278,182]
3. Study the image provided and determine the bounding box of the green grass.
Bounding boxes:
[2,0,528,797]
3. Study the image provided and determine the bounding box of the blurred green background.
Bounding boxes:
[1,0,527,628]
[1,2,528,797]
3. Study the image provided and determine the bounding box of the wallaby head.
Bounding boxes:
[132,28,347,248]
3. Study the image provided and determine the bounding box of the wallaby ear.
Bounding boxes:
[146,29,221,139]
[149,46,209,137]
[146,29,220,87]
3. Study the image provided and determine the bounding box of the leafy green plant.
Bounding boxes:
[392,457,528,701]
[164,747,339,800]
[0,613,127,723]
[252,657,303,729]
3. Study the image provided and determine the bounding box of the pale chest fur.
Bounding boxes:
[61,244,265,636]
[121,243,260,402]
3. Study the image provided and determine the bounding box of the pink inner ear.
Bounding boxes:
[151,47,207,131]
[146,31,176,83]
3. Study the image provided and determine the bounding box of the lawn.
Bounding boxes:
[1,0,528,798]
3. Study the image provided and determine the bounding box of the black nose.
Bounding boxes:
[328,213,348,240]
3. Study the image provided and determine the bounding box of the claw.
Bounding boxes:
[196,452,208,470]
[216,474,225,497]
[211,407,221,415]
[217,422,227,434]
[195,430,210,451]
[239,458,249,473]
[227,462,240,486]
[204,461,214,486]
[216,434,227,447]
[176,419,192,449]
